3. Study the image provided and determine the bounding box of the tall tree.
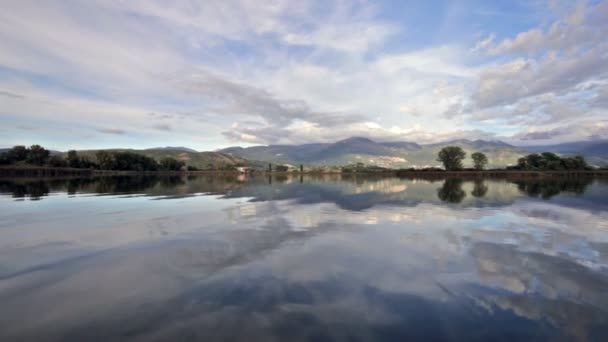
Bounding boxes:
[26,145,50,165]
[437,146,466,170]
[471,152,488,170]
[67,150,81,168]
[7,145,28,162]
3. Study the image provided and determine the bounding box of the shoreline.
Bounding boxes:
[1,166,607,178]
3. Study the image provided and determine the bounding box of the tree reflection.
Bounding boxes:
[471,180,488,198]
[437,179,466,203]
[0,175,598,205]
[513,178,593,199]
[1,180,50,200]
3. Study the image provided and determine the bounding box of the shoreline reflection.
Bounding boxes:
[0,175,601,209]
[0,175,607,341]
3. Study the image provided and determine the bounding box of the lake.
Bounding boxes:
[1,175,607,341]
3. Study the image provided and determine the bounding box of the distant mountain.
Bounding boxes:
[522,140,608,166]
[146,146,198,153]
[73,148,247,169]
[220,137,526,168]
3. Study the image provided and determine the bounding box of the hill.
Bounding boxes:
[70,148,247,169]
[145,146,198,153]
[220,137,526,168]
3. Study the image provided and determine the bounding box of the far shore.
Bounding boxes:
[1,166,607,178]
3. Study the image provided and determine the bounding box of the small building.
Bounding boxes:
[236,166,253,174]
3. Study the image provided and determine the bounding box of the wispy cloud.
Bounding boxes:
[0,90,25,99]
[152,123,172,131]
[96,128,127,135]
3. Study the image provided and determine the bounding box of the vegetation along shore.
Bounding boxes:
[1,144,606,177]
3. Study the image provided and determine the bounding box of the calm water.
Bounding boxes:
[1,175,607,341]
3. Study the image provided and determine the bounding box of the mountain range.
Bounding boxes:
[220,137,525,168]
[220,137,608,168]
[3,138,607,168]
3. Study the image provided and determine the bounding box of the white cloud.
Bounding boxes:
[0,0,606,148]
[460,0,608,143]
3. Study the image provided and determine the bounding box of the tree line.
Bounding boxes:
[1,144,595,172]
[0,145,187,171]
[435,146,590,171]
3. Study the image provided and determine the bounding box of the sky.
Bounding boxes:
[0,0,607,151]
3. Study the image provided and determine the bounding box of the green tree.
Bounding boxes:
[7,145,28,162]
[525,154,543,169]
[541,152,562,170]
[275,164,289,172]
[572,155,588,170]
[112,152,158,171]
[159,157,185,171]
[67,150,81,168]
[26,145,50,165]
[78,156,96,169]
[0,152,9,165]
[95,150,114,170]
[513,153,589,171]
[437,146,466,170]
[471,152,488,170]
[48,155,68,167]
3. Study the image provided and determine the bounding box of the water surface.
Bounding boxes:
[1,175,607,341]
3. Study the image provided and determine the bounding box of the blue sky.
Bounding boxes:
[0,0,607,151]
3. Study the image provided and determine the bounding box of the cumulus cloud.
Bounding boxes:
[472,51,608,109]
[460,0,608,143]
